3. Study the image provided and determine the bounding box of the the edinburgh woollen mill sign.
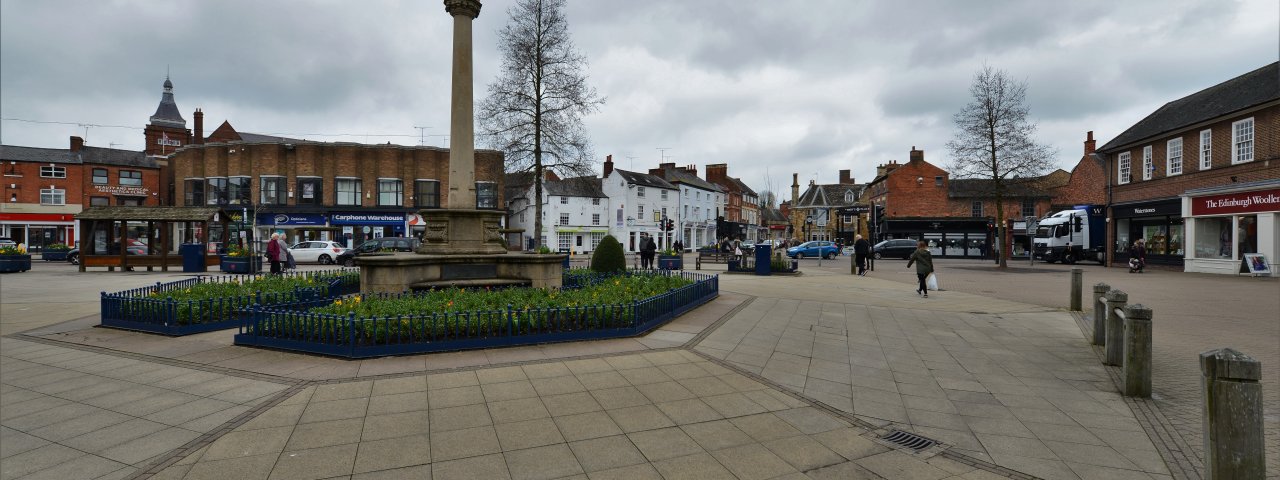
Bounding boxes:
[1191,188,1280,216]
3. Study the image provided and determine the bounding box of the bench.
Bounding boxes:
[695,251,736,270]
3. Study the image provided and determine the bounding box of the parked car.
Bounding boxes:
[335,237,419,267]
[786,241,840,259]
[289,240,347,265]
[739,242,756,253]
[65,240,147,265]
[873,239,918,259]
[0,238,16,248]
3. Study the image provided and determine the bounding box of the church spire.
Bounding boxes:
[150,74,186,128]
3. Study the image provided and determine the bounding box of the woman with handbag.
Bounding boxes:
[906,240,934,298]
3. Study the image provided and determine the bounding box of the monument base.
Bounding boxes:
[357,252,565,294]
[416,209,508,255]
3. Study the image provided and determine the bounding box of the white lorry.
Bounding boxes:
[1032,207,1106,265]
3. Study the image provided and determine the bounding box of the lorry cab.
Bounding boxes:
[1033,208,1106,264]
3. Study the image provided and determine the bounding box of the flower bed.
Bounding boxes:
[235,271,718,358]
[100,269,360,336]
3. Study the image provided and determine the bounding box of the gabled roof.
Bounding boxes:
[729,177,757,196]
[614,169,677,190]
[0,145,78,164]
[1100,62,1279,152]
[653,167,719,192]
[545,176,606,198]
[762,207,788,224]
[794,183,865,208]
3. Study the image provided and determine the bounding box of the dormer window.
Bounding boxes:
[843,191,854,203]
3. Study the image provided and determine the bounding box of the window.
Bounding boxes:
[592,198,600,206]
[39,165,66,178]
[476,181,498,208]
[1021,199,1036,218]
[971,201,983,217]
[1194,217,1232,259]
[228,176,251,205]
[414,180,440,208]
[1167,138,1182,176]
[92,168,108,184]
[934,176,943,187]
[336,178,362,206]
[661,190,668,200]
[90,196,109,206]
[684,190,688,198]
[1118,152,1131,184]
[1232,118,1254,164]
[184,179,204,206]
[206,178,228,205]
[120,170,143,186]
[1142,146,1153,180]
[260,176,286,205]
[637,205,645,219]
[637,186,645,198]
[1200,129,1212,170]
[559,213,570,226]
[297,178,322,205]
[378,179,403,206]
[117,197,143,206]
[557,232,572,252]
[592,213,600,225]
[39,188,65,205]
[560,196,568,204]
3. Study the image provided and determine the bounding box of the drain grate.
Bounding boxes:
[880,430,938,452]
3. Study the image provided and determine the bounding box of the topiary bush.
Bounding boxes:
[590,235,626,273]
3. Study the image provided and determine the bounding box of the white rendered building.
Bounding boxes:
[601,156,680,253]
[507,175,609,254]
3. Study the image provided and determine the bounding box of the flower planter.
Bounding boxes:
[0,254,33,273]
[220,255,261,274]
[41,250,70,261]
[658,255,683,270]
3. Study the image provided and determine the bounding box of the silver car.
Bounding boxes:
[288,240,347,265]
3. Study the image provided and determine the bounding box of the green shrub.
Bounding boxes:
[590,235,626,273]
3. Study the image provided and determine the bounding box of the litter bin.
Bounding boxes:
[180,243,206,272]
[754,244,772,275]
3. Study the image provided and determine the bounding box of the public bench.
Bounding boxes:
[695,251,736,269]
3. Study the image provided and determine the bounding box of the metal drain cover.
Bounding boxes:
[880,430,938,452]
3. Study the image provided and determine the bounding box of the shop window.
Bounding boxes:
[1232,118,1254,164]
[378,179,403,207]
[206,178,227,205]
[476,181,498,209]
[184,179,204,206]
[40,165,67,178]
[1167,138,1182,176]
[1142,224,1168,255]
[336,178,362,206]
[1199,129,1212,170]
[1195,217,1232,259]
[90,196,109,206]
[414,180,439,208]
[1169,222,1184,256]
[1142,146,1153,180]
[557,232,572,252]
[1238,215,1258,256]
[297,178,322,206]
[261,176,286,205]
[1118,152,1131,184]
[970,201,983,217]
[559,213,570,226]
[117,196,143,206]
[228,176,251,205]
[1021,199,1036,218]
[39,188,65,205]
[592,213,600,226]
[92,168,108,184]
[1114,219,1130,257]
[120,170,143,186]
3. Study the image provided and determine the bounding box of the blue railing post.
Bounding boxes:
[348,311,358,357]
[166,298,177,328]
[507,304,514,337]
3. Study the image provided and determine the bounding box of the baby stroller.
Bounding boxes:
[1128,257,1144,273]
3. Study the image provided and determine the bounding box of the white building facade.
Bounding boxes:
[649,163,722,250]
[602,158,679,253]
[507,176,610,254]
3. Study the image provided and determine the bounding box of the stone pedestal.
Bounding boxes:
[1104,289,1128,366]
[416,209,507,255]
[1200,348,1265,479]
[1092,283,1110,345]
[358,252,564,294]
[1122,304,1153,398]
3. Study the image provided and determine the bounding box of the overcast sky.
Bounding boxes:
[2,0,1276,199]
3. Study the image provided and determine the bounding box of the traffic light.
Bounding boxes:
[1073,216,1083,232]
[666,219,675,232]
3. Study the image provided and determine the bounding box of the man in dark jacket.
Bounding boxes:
[853,234,871,276]
[640,234,657,269]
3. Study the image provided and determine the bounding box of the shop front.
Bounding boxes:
[881,218,991,258]
[1182,182,1280,276]
[1110,199,1184,267]
[255,212,332,245]
[329,211,407,248]
[0,213,76,252]
[554,227,610,254]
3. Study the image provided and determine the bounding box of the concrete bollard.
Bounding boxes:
[1092,283,1110,346]
[1103,289,1128,366]
[1199,348,1265,479]
[1122,304,1152,397]
[1070,268,1083,311]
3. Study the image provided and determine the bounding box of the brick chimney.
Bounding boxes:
[791,173,799,204]
[603,155,614,178]
[1084,131,1095,155]
[909,146,924,163]
[194,108,204,145]
[838,169,853,185]
[706,163,727,183]
[69,136,84,152]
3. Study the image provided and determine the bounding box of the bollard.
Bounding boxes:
[1199,348,1265,479]
[1103,290,1128,366]
[1122,304,1152,397]
[1092,283,1110,345]
[1069,268,1083,311]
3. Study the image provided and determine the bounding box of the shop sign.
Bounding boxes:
[329,212,406,226]
[93,185,149,196]
[1114,200,1180,218]
[257,213,326,226]
[1192,188,1280,216]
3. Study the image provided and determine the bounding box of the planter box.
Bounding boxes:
[220,255,262,274]
[41,250,70,261]
[0,254,33,273]
[658,255,683,270]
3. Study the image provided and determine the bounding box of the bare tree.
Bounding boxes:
[479,0,604,249]
[946,65,1055,268]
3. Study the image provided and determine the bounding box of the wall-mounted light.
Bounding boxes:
[916,177,924,185]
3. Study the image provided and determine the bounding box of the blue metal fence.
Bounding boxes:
[235,271,719,358]
[100,269,360,336]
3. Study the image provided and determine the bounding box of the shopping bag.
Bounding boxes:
[926,273,939,291]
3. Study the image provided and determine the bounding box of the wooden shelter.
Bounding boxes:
[75,206,229,272]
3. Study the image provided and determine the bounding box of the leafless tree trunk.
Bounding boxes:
[946,66,1055,268]
[479,0,604,249]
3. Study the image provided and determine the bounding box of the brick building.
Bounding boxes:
[863,148,995,258]
[1051,132,1108,210]
[705,164,759,242]
[945,173,1061,258]
[788,170,867,245]
[1097,62,1279,274]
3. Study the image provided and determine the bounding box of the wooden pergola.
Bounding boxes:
[75,206,229,272]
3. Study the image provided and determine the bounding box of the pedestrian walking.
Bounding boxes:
[853,234,871,276]
[266,233,283,274]
[906,240,934,298]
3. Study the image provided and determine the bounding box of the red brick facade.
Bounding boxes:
[864,148,950,218]
[1053,132,1108,209]
[705,163,741,222]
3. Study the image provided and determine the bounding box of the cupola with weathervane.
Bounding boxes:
[143,75,191,157]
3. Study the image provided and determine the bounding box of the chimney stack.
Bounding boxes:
[705,163,727,182]
[839,169,853,185]
[69,136,84,152]
[791,173,799,204]
[909,147,924,163]
[603,155,614,178]
[1084,131,1095,155]
[194,108,204,145]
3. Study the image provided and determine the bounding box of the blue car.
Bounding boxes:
[787,241,840,259]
